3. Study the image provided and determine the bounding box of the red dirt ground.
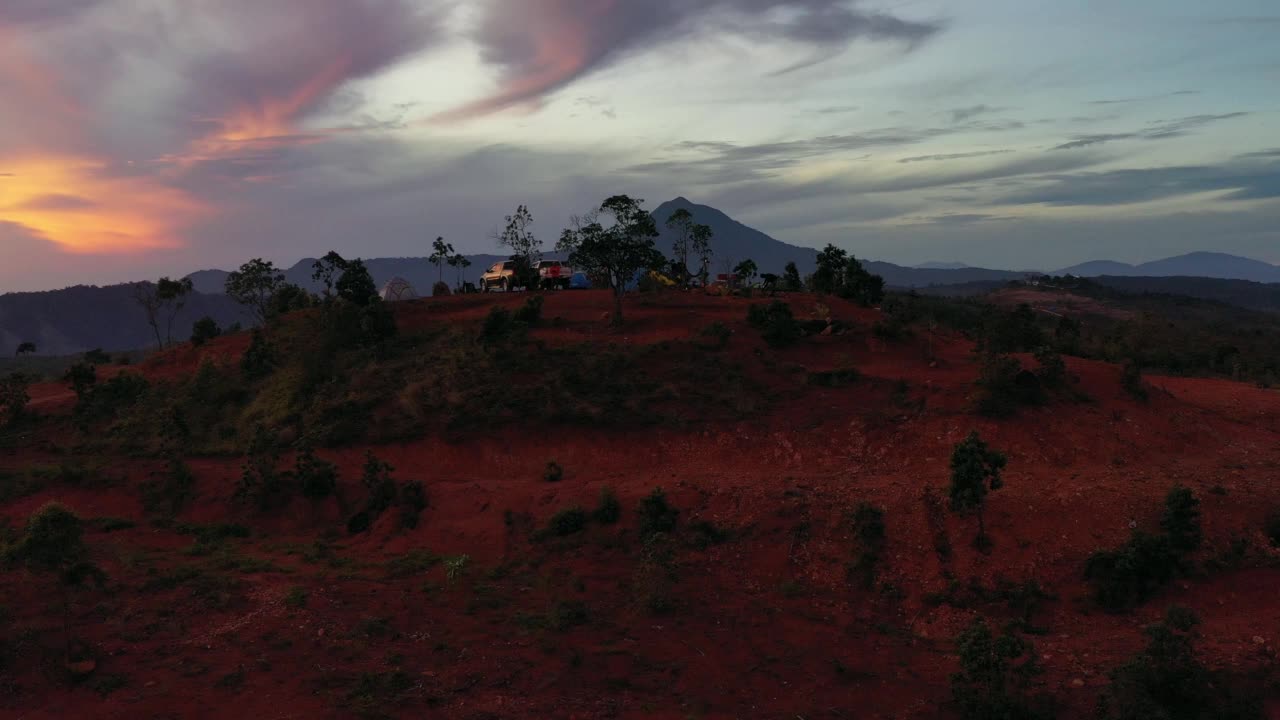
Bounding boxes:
[2,290,1278,719]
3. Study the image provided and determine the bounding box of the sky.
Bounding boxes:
[1,0,1278,291]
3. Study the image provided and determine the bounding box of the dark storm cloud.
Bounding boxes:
[998,159,1280,206]
[1051,112,1249,150]
[437,0,941,121]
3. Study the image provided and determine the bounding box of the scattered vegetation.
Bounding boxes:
[592,486,621,525]
[849,503,886,589]
[747,300,801,348]
[949,431,1008,547]
[1086,486,1202,611]
[950,618,1050,720]
[638,488,678,538]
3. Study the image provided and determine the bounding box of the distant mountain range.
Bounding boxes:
[4,198,1279,355]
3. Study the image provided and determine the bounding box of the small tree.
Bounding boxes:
[950,617,1043,720]
[133,277,194,348]
[6,503,101,658]
[782,262,802,292]
[949,431,1008,545]
[497,205,542,286]
[336,258,378,306]
[557,195,666,326]
[16,341,36,357]
[429,236,453,284]
[692,223,714,286]
[448,251,472,291]
[312,251,346,299]
[190,316,222,347]
[1160,485,1201,555]
[666,209,695,287]
[225,259,285,326]
[813,244,849,294]
[841,257,885,306]
[733,259,758,287]
[1,372,31,425]
[64,363,97,403]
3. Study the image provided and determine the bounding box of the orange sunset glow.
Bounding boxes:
[0,155,206,253]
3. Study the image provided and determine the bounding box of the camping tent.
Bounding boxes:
[378,277,419,302]
[570,272,591,289]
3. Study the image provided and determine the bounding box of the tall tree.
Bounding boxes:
[557,195,666,326]
[782,262,802,292]
[666,208,694,287]
[497,205,541,263]
[448,251,472,290]
[16,341,36,357]
[813,244,848,294]
[312,251,347,299]
[949,431,1008,545]
[429,236,454,284]
[733,259,758,287]
[132,277,194,348]
[692,223,714,286]
[225,259,285,326]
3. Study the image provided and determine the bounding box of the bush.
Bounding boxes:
[699,321,731,350]
[142,457,196,518]
[543,461,564,483]
[850,503,886,589]
[296,447,338,500]
[241,329,275,378]
[361,452,397,516]
[431,281,451,297]
[1033,346,1067,388]
[0,373,31,426]
[592,486,621,524]
[284,586,308,609]
[1121,359,1148,400]
[399,481,427,529]
[950,618,1048,720]
[1160,485,1201,554]
[1086,532,1179,611]
[974,353,1043,417]
[545,507,587,537]
[808,368,860,388]
[747,301,801,348]
[191,317,222,347]
[638,488,678,537]
[1098,607,1264,720]
[514,295,544,325]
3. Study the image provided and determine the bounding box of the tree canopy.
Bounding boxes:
[558,195,666,326]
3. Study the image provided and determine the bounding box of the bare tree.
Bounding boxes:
[132,277,194,348]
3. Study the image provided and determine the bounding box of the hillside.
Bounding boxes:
[0,285,250,356]
[1,289,1277,719]
[1057,251,1280,283]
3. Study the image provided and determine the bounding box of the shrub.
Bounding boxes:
[1033,346,1067,388]
[480,306,525,344]
[1160,485,1202,554]
[142,457,196,518]
[592,486,621,524]
[974,353,1043,417]
[850,503,886,589]
[546,507,588,537]
[236,426,284,510]
[399,481,427,529]
[808,368,860,388]
[1086,532,1179,611]
[191,317,222,347]
[949,431,1007,545]
[241,329,275,378]
[360,452,397,516]
[296,447,338,500]
[950,618,1048,720]
[0,373,31,426]
[284,586,308,609]
[431,281,451,297]
[638,488,678,537]
[543,461,564,483]
[1265,512,1280,548]
[1097,607,1264,720]
[747,301,801,348]
[1121,359,1148,400]
[699,321,731,350]
[514,295,544,325]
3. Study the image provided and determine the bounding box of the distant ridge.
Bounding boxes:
[1054,251,1280,283]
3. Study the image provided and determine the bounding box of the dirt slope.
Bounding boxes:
[2,290,1278,719]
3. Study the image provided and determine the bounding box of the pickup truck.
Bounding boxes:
[535,260,573,290]
[480,260,518,292]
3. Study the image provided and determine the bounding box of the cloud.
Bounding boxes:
[816,105,860,114]
[16,193,97,210]
[998,159,1280,206]
[899,149,1014,163]
[1087,90,1199,105]
[909,213,1016,225]
[949,104,1003,123]
[1051,112,1248,150]
[0,0,104,26]
[436,0,940,121]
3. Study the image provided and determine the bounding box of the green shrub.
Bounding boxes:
[1086,532,1179,611]
[1033,346,1067,388]
[747,301,801,348]
[191,317,222,347]
[638,488,678,537]
[399,481,427,530]
[361,452,397,516]
[514,295,544,325]
[950,618,1048,720]
[296,447,338,500]
[546,507,587,537]
[284,586,308,609]
[1121,359,1148,401]
[592,487,621,524]
[241,329,275,378]
[543,461,564,483]
[974,353,1043,417]
[1160,486,1202,554]
[699,321,731,350]
[142,457,196,518]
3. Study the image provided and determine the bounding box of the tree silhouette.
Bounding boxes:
[447,251,473,291]
[733,259,758,287]
[949,431,1008,545]
[132,277,194,348]
[16,341,36,357]
[557,195,665,326]
[226,259,285,326]
[429,236,454,284]
[666,209,695,287]
[782,262,802,292]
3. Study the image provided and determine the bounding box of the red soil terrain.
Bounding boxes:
[2,290,1278,719]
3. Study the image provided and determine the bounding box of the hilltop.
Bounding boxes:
[1,288,1277,719]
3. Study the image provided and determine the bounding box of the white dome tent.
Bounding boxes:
[378,277,419,302]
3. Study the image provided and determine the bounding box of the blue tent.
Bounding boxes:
[570,272,591,289]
